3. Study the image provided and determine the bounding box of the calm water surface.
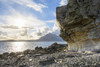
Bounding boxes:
[0,41,66,54]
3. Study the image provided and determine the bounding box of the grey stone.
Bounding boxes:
[56,0,100,51]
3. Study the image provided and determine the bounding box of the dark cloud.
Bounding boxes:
[34,27,51,36]
[36,31,42,36]
[22,26,34,29]
[1,25,19,29]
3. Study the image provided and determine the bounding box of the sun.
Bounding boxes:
[13,18,26,28]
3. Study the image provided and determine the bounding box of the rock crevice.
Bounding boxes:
[56,0,100,51]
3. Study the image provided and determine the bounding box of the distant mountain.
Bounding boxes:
[0,33,64,42]
[36,33,64,41]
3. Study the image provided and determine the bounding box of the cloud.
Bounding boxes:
[0,7,60,40]
[45,19,60,36]
[20,29,28,36]
[0,31,7,35]
[0,10,61,40]
[0,31,15,40]
[60,0,67,6]
[45,19,60,32]
[0,0,48,13]
[1,25,19,29]
[0,11,49,40]
[52,22,60,35]
[0,12,46,28]
[29,26,53,40]
[46,20,56,23]
[0,35,8,40]
[0,28,29,40]
[39,26,51,34]
[53,23,60,31]
[0,0,61,40]
[14,0,48,12]
[0,19,61,40]
[34,26,51,36]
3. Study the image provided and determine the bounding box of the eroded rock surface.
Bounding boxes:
[56,0,100,51]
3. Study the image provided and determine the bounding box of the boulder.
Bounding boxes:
[56,0,100,51]
[46,42,67,53]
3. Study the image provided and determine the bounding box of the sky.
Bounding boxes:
[0,0,67,40]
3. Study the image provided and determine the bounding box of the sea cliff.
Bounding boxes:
[56,0,100,51]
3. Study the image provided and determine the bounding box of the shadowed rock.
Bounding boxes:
[39,57,55,66]
[56,0,100,51]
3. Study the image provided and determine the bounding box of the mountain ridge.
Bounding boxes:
[0,33,64,42]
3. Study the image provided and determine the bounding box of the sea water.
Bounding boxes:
[0,41,66,54]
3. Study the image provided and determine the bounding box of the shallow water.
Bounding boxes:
[0,41,66,54]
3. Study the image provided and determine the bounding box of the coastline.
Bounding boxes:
[0,43,100,67]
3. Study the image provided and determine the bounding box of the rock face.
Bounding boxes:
[56,0,100,51]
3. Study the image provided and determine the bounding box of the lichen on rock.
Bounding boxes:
[56,0,100,51]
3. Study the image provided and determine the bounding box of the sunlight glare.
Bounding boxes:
[11,42,26,52]
[14,18,26,28]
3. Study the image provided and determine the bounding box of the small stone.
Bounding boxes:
[29,59,32,61]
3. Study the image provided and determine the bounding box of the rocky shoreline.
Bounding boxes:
[0,43,100,67]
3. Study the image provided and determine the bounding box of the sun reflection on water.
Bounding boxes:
[11,42,26,52]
